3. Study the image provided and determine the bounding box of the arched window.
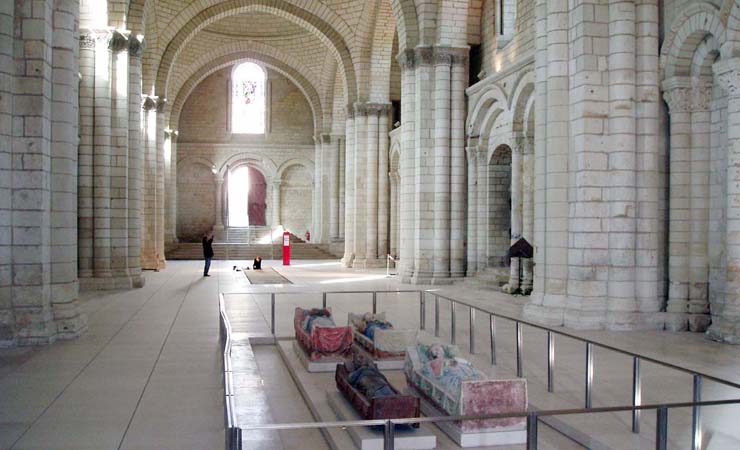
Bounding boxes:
[231,62,266,134]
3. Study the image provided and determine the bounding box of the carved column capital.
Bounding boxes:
[79,29,97,49]
[434,46,469,67]
[129,34,145,58]
[396,48,416,71]
[346,103,355,119]
[414,46,435,66]
[109,30,129,53]
[691,83,713,111]
[714,58,740,97]
[142,95,166,112]
[662,77,692,113]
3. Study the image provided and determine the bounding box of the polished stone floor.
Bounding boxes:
[2,259,740,449]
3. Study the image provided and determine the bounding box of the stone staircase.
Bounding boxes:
[166,237,339,261]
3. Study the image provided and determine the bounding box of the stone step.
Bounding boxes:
[166,242,338,260]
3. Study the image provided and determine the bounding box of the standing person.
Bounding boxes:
[253,256,262,270]
[202,230,214,276]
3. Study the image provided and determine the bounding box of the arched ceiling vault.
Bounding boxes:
[170,52,324,135]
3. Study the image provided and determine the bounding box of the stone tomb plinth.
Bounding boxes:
[406,386,526,448]
[351,343,406,370]
[327,392,437,450]
[293,339,346,372]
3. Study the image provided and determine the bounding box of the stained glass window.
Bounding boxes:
[231,62,266,134]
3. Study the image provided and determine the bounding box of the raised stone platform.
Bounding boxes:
[327,392,436,450]
[407,386,526,448]
[293,340,346,372]
[352,343,405,370]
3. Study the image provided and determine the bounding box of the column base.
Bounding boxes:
[706,319,740,344]
[688,313,711,332]
[353,258,386,269]
[341,253,355,268]
[430,275,454,285]
[664,312,688,332]
[605,311,665,331]
[79,274,142,291]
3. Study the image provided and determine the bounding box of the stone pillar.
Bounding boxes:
[377,109,390,260]
[688,83,712,331]
[328,135,340,241]
[521,139,535,294]
[140,95,162,270]
[450,51,468,279]
[397,50,416,281]
[109,31,130,284]
[710,58,740,344]
[215,175,225,229]
[127,36,144,287]
[606,0,638,328]
[313,135,322,242]
[352,104,368,267]
[164,129,179,247]
[365,106,380,264]
[341,111,355,267]
[432,51,452,283]
[465,145,478,275]
[271,180,281,226]
[504,139,523,293]
[0,0,13,345]
[155,107,166,268]
[51,0,86,337]
[78,31,95,279]
[92,31,113,280]
[476,145,488,270]
[663,78,692,331]
[389,173,398,257]
[338,138,345,239]
[412,47,434,283]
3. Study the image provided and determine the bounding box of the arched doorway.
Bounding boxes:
[488,145,512,267]
[228,165,267,227]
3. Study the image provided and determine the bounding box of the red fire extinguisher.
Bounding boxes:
[305,230,311,242]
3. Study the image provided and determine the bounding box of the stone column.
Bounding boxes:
[352,104,368,267]
[377,108,390,260]
[271,180,282,226]
[397,49,416,281]
[164,129,179,247]
[432,50,452,283]
[342,110,356,266]
[215,175,225,229]
[92,31,113,280]
[109,31,130,285]
[688,83,712,331]
[313,135,323,242]
[412,47,435,283]
[155,106,166,268]
[51,0,85,336]
[663,78,692,331]
[466,145,478,275]
[504,139,523,293]
[338,138,345,239]
[127,36,144,287]
[521,138,535,293]
[476,145,488,270]
[389,173,398,257]
[365,105,380,264]
[140,95,160,270]
[710,58,740,344]
[450,51,468,279]
[78,31,95,279]
[328,135,340,241]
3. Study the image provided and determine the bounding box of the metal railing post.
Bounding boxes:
[450,301,457,345]
[469,308,476,354]
[270,293,276,336]
[526,412,538,450]
[434,295,440,337]
[547,331,554,393]
[322,292,327,309]
[372,292,377,314]
[516,321,523,377]
[656,406,668,450]
[632,356,641,433]
[489,314,497,365]
[692,374,702,450]
[585,342,593,409]
[419,292,426,330]
[383,420,395,450]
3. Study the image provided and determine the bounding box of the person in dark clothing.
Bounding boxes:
[253,256,262,270]
[202,231,214,276]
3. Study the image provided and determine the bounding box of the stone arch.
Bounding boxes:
[170,51,323,134]
[218,152,277,180]
[661,3,726,78]
[154,0,357,104]
[126,0,147,33]
[276,158,315,182]
[176,155,217,173]
[467,84,509,137]
[487,144,513,268]
[367,1,397,102]
[509,69,535,134]
[389,142,401,257]
[226,162,269,227]
[318,56,338,134]
[388,0,419,51]
[724,0,740,55]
